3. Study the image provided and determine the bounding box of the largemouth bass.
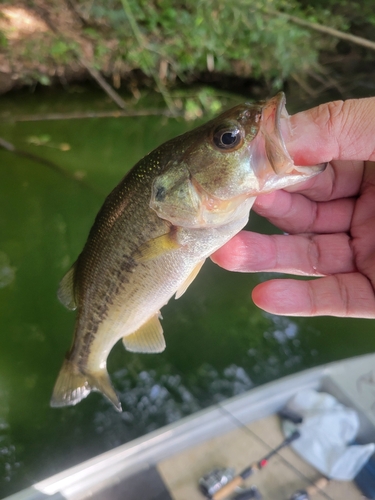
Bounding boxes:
[51,93,324,411]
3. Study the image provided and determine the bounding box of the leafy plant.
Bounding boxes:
[2,0,375,100]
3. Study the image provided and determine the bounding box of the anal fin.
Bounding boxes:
[123,314,165,353]
[50,359,121,412]
[175,259,205,299]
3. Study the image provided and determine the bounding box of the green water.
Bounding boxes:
[0,86,374,497]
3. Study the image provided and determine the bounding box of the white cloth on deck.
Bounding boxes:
[282,389,375,480]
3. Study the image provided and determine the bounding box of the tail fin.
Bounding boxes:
[50,359,122,412]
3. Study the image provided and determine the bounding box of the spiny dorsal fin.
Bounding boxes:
[50,359,121,412]
[123,314,165,353]
[175,259,205,299]
[57,262,78,310]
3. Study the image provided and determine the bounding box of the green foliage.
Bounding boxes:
[2,0,375,98]
[37,74,51,86]
[50,39,78,64]
[78,0,374,92]
[298,0,375,26]
[0,30,7,49]
[83,0,320,87]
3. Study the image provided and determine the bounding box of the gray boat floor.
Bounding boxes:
[89,465,173,500]
[158,414,364,500]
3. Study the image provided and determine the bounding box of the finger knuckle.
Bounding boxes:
[335,274,351,316]
[307,235,321,275]
[313,100,346,157]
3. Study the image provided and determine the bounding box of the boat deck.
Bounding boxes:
[7,354,375,500]
[158,413,364,500]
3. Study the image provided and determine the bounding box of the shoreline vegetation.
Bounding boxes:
[1,1,375,115]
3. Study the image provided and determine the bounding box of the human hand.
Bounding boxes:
[211,98,375,318]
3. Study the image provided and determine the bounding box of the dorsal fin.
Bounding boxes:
[123,314,166,353]
[57,263,77,310]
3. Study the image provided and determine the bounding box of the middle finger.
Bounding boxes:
[211,231,356,276]
[254,190,355,234]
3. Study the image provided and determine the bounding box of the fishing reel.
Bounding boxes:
[198,468,262,499]
[289,491,310,500]
[199,467,235,497]
[198,431,300,499]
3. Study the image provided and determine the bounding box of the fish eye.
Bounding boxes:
[213,126,243,150]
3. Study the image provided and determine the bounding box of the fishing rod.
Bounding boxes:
[200,430,301,500]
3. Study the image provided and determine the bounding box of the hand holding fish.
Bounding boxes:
[212,97,375,318]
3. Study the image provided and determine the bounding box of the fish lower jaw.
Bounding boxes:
[172,194,256,230]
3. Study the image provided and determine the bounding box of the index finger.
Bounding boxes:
[284,97,375,165]
[281,159,363,202]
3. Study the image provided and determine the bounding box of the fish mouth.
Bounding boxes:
[260,92,295,176]
[248,92,326,193]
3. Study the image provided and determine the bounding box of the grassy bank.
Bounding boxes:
[1,0,375,106]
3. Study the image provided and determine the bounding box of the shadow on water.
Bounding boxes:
[0,85,375,497]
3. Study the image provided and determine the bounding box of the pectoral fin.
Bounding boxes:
[123,314,166,353]
[57,263,77,310]
[136,230,181,262]
[175,260,205,299]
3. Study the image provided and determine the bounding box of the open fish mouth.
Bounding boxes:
[260,92,296,176]
[248,92,326,193]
